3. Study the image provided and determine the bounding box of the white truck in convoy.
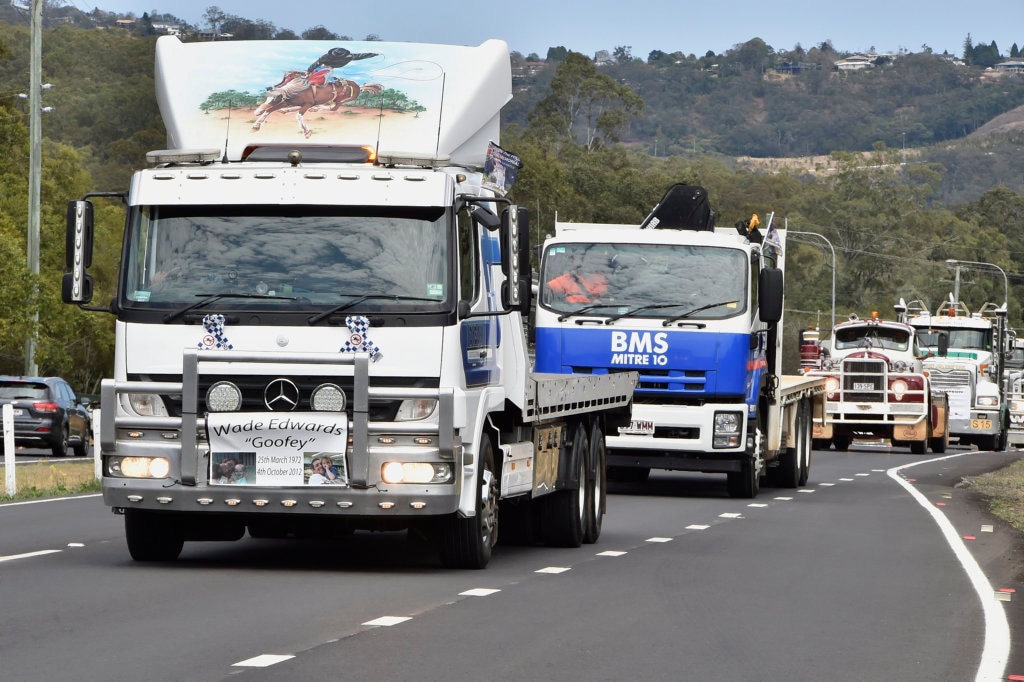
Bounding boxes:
[533,185,825,498]
[807,307,949,454]
[1004,337,1024,448]
[903,298,1012,451]
[61,37,637,568]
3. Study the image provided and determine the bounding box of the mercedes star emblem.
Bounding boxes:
[264,378,300,411]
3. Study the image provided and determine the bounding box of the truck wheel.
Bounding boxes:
[727,459,760,498]
[910,440,926,455]
[997,428,1008,452]
[797,400,812,487]
[541,422,587,548]
[770,446,800,488]
[929,430,949,453]
[583,421,606,544]
[125,509,184,562]
[438,436,499,569]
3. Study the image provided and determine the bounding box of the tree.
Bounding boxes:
[301,25,339,40]
[528,52,644,151]
[546,46,568,62]
[612,45,632,64]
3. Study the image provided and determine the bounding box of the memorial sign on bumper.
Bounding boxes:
[207,413,348,486]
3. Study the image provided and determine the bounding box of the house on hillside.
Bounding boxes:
[994,60,1024,74]
[834,54,874,71]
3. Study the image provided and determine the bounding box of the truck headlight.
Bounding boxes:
[977,396,999,407]
[109,456,171,478]
[122,393,169,417]
[381,462,452,484]
[713,411,742,448]
[395,399,437,421]
[1010,399,1024,412]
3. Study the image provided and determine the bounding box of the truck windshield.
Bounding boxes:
[122,205,449,312]
[539,242,747,319]
[916,328,991,351]
[834,326,910,351]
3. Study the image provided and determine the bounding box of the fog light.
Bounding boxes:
[311,383,346,411]
[207,381,242,412]
[114,456,171,478]
[381,462,452,484]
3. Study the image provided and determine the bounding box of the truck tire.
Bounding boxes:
[438,436,499,569]
[797,400,812,486]
[125,509,184,562]
[910,440,927,455]
[770,444,800,488]
[541,422,587,548]
[727,459,760,498]
[583,420,606,544]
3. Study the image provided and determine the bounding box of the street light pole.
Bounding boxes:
[25,0,42,377]
[944,259,1008,309]
[789,230,837,332]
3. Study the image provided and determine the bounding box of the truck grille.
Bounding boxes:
[926,369,974,400]
[841,358,886,402]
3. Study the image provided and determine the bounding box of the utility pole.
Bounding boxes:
[25,0,42,376]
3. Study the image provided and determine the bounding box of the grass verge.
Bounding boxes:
[0,460,101,501]
[968,458,1024,533]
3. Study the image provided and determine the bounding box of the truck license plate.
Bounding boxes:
[853,382,874,391]
[619,420,655,436]
[971,419,993,430]
[12,408,23,416]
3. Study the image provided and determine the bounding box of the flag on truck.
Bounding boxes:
[483,141,522,195]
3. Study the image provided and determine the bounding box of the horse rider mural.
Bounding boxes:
[268,47,379,102]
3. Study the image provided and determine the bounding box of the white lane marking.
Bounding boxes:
[819,482,836,487]
[0,493,102,508]
[719,513,743,519]
[774,496,793,501]
[535,566,571,574]
[645,537,672,543]
[839,478,855,481]
[363,616,411,626]
[459,588,501,596]
[798,489,815,493]
[888,455,1010,681]
[855,473,870,477]
[0,549,61,563]
[748,503,768,508]
[596,550,627,557]
[981,525,994,533]
[233,654,295,668]
[67,543,84,548]
[686,524,710,530]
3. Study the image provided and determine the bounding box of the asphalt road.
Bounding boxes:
[1,445,1021,681]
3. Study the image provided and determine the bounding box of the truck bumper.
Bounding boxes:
[605,402,749,473]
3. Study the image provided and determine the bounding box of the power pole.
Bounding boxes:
[25,0,42,376]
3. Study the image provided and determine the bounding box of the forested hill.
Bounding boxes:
[4,21,1024,385]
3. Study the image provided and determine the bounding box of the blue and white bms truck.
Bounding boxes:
[903,298,1011,451]
[61,37,636,568]
[534,185,825,498]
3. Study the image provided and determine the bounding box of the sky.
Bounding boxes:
[88,0,1023,60]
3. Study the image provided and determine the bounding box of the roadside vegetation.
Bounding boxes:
[0,461,100,501]
[970,458,1024,533]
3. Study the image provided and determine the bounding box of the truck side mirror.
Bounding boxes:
[500,206,530,312]
[758,267,784,323]
[62,200,95,304]
[937,332,949,357]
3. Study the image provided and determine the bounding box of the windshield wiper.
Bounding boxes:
[163,292,292,323]
[601,303,690,324]
[661,300,740,326]
[556,303,619,322]
[307,294,439,325]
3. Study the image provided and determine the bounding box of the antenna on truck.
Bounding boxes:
[221,99,233,163]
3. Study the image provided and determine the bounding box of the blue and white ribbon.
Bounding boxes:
[340,315,382,361]
[198,313,234,350]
